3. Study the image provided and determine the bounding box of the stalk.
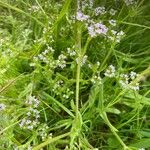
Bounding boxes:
[75,22,82,116]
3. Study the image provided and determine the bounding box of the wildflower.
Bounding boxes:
[28,146,32,150]
[47,46,55,53]
[88,22,108,37]
[26,96,40,108]
[94,7,106,16]
[67,48,76,56]
[52,80,64,92]
[124,0,136,6]
[119,74,129,88]
[91,74,102,84]
[88,25,96,37]
[56,54,67,69]
[109,9,117,16]
[38,124,49,141]
[130,83,139,91]
[109,20,117,26]
[76,11,89,21]
[94,23,108,35]
[28,5,40,12]
[109,30,124,43]
[0,103,6,111]
[130,71,137,80]
[19,118,26,128]
[104,65,116,78]
[76,55,88,66]
[119,71,139,91]
[96,61,100,66]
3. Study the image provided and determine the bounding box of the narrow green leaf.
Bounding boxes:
[42,92,75,118]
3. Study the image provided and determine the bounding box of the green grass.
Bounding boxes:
[0,0,150,150]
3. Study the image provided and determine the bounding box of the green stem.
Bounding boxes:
[75,23,82,116]
[33,132,70,150]
[101,112,128,150]
[100,44,115,69]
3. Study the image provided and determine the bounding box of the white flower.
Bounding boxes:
[96,61,100,66]
[88,22,108,37]
[76,11,89,21]
[124,0,136,6]
[109,9,117,16]
[76,55,88,66]
[95,7,106,16]
[104,65,116,78]
[109,20,117,26]
[119,72,140,91]
[88,26,96,37]
[67,48,76,56]
[109,30,124,43]
[27,146,32,150]
[26,119,32,125]
[94,23,108,35]
[0,103,6,111]
[130,71,137,80]
[27,125,34,130]
[19,119,26,127]
[91,74,102,84]
[28,5,40,12]
[26,96,40,108]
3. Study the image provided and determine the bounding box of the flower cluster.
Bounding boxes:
[108,30,125,43]
[25,95,40,108]
[76,11,90,21]
[119,71,139,91]
[67,47,76,57]
[109,8,117,16]
[88,22,108,37]
[124,0,136,6]
[13,145,32,150]
[52,80,74,99]
[94,7,106,16]
[1,48,14,58]
[104,65,116,78]
[91,74,102,84]
[62,88,74,99]
[81,0,93,10]
[56,54,67,69]
[31,47,52,67]
[76,55,88,66]
[19,96,40,130]
[104,65,139,91]
[109,19,117,26]
[37,124,51,141]
[28,5,40,13]
[52,80,64,94]
[0,103,6,111]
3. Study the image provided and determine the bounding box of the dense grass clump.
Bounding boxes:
[0,0,150,150]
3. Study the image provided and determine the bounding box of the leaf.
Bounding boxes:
[70,99,76,112]
[18,83,33,99]
[33,132,70,150]
[42,92,74,118]
[108,136,121,149]
[105,107,121,114]
[125,90,150,106]
[0,1,44,27]
[138,131,150,138]
[130,138,150,148]
[70,111,83,149]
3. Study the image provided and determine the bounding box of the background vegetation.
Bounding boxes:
[0,0,150,150]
